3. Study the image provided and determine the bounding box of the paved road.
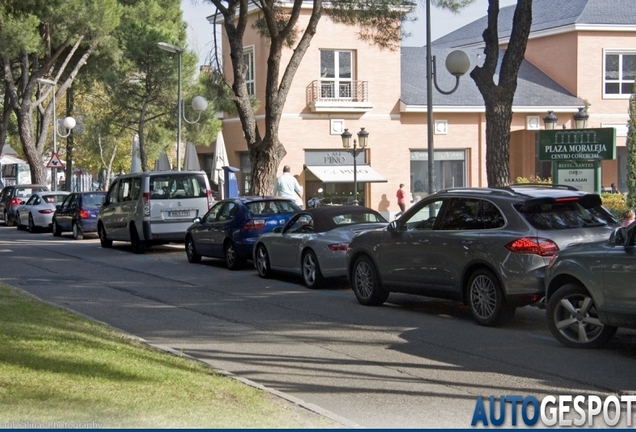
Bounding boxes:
[2,226,636,427]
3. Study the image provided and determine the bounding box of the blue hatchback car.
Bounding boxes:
[185,196,301,270]
[52,191,107,240]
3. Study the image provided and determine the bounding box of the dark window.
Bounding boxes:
[517,197,617,230]
[480,200,506,229]
[438,198,482,230]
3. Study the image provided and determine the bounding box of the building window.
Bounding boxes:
[240,152,251,195]
[243,46,255,96]
[410,150,466,201]
[320,50,353,99]
[604,51,636,97]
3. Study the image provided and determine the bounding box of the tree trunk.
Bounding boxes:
[484,99,513,186]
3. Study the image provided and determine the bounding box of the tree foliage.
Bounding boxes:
[1,0,121,185]
[206,0,414,195]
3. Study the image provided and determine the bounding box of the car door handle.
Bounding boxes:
[418,239,430,244]
[462,240,474,245]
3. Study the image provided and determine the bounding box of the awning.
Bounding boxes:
[305,165,387,183]
[0,155,26,165]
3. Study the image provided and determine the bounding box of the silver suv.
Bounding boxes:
[346,185,619,326]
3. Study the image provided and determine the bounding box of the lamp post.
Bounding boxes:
[37,78,76,191]
[543,111,558,130]
[158,42,209,170]
[157,41,185,171]
[340,127,368,205]
[573,107,589,129]
[425,0,470,195]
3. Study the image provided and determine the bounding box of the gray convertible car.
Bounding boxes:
[253,206,388,288]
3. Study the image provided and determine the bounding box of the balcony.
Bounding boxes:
[306,80,373,113]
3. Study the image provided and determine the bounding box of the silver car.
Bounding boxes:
[254,206,388,288]
[545,222,636,348]
[346,186,619,327]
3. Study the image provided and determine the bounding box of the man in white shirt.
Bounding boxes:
[274,165,304,208]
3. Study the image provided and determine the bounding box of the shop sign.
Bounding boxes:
[538,128,616,161]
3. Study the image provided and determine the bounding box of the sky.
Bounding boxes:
[180,0,518,67]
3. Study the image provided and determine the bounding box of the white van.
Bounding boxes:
[97,171,213,253]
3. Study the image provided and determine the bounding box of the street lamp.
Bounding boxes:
[573,107,589,129]
[157,42,209,170]
[543,111,558,130]
[37,78,76,191]
[340,127,368,205]
[425,0,470,195]
[157,41,185,171]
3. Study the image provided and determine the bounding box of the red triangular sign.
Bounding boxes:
[46,152,65,169]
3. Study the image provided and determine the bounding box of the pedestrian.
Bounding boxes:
[622,209,635,227]
[395,183,406,218]
[274,165,304,208]
[611,183,620,194]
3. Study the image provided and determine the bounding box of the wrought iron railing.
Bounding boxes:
[306,80,369,105]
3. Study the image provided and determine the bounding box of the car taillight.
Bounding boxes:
[244,219,266,230]
[10,197,21,206]
[505,237,559,257]
[78,209,91,219]
[206,189,213,209]
[38,209,54,214]
[327,243,349,251]
[142,192,150,217]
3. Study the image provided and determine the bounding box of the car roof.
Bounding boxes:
[436,185,592,201]
[229,195,297,203]
[297,206,386,233]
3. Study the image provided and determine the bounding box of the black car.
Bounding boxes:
[52,191,107,240]
[0,184,50,226]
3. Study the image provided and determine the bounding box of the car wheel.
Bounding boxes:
[98,224,112,248]
[351,255,388,306]
[72,222,84,240]
[302,250,324,289]
[468,268,515,327]
[130,226,146,254]
[15,212,24,230]
[185,235,202,264]
[546,283,617,349]
[254,244,272,278]
[28,214,37,233]
[224,241,244,271]
[5,211,14,227]
[52,219,62,237]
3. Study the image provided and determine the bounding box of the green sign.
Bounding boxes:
[538,127,616,161]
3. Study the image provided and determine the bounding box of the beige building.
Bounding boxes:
[200,0,636,218]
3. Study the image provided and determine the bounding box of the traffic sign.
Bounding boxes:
[46,152,65,169]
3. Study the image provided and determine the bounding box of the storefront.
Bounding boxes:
[410,149,467,201]
[303,149,386,207]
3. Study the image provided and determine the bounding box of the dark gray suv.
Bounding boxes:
[346,185,619,326]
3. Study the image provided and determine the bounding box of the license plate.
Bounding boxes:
[168,210,190,217]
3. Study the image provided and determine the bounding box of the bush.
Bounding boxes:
[601,192,628,219]
[515,176,552,184]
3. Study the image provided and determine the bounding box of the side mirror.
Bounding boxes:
[387,220,399,233]
[273,226,283,233]
[192,217,202,224]
[610,227,626,246]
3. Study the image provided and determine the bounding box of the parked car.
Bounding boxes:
[185,196,301,270]
[254,206,388,288]
[15,191,70,232]
[544,222,636,348]
[346,185,620,327]
[0,184,50,226]
[52,191,107,240]
[98,171,213,253]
